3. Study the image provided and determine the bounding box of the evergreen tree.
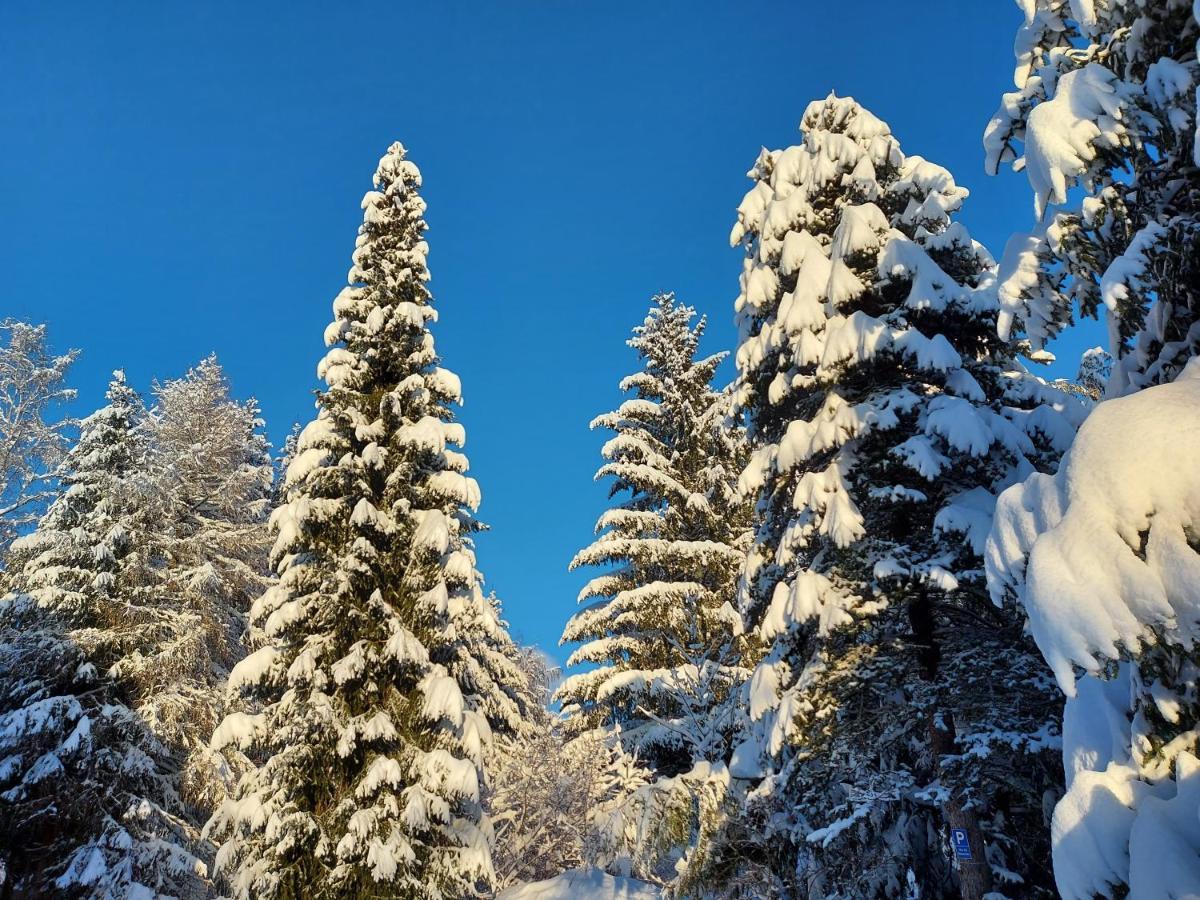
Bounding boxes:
[7,359,274,840]
[1052,347,1112,401]
[985,4,1200,896]
[144,356,274,815]
[208,142,524,899]
[274,422,303,503]
[4,372,187,722]
[6,372,145,634]
[0,372,206,897]
[725,95,1084,899]
[985,0,1200,394]
[556,292,753,886]
[0,611,207,898]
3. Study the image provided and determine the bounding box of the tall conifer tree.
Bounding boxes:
[7,372,146,633]
[725,96,1083,898]
[209,142,524,899]
[557,293,753,884]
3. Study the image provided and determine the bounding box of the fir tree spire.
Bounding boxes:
[209,142,523,898]
[557,292,753,884]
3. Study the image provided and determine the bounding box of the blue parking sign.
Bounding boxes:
[951,828,972,860]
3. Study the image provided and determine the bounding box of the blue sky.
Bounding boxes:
[1,1,1102,661]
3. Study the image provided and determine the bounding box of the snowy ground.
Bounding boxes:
[498,869,661,900]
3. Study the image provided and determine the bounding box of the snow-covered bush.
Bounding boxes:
[497,868,662,900]
[488,649,598,889]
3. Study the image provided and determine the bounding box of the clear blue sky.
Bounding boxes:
[0,1,1101,661]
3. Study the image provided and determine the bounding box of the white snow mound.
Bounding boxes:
[498,869,661,900]
[987,358,1200,694]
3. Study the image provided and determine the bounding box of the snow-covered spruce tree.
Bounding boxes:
[724,96,1084,899]
[984,5,1200,897]
[984,0,1200,395]
[1052,347,1112,401]
[5,372,146,635]
[0,372,207,897]
[555,292,753,885]
[274,421,303,503]
[558,294,751,758]
[0,610,207,898]
[208,142,525,899]
[143,355,274,815]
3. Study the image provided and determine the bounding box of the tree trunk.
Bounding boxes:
[910,587,992,900]
[930,712,993,900]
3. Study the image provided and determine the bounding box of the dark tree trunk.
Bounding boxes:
[911,587,993,900]
[930,712,994,900]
